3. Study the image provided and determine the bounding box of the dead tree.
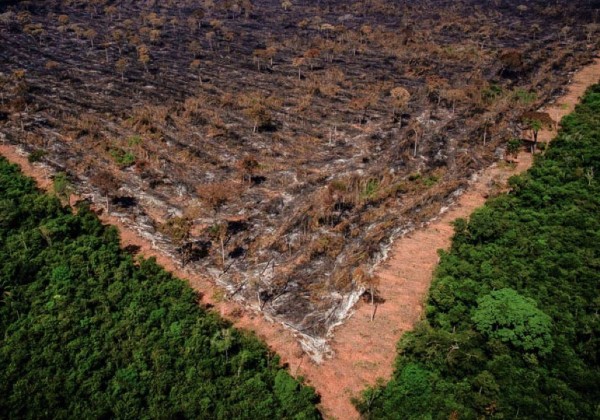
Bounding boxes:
[90,171,119,214]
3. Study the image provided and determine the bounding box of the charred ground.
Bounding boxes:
[0,0,597,354]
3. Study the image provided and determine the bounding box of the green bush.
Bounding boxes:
[27,149,46,163]
[110,148,136,168]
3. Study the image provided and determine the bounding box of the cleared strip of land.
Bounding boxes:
[299,57,600,419]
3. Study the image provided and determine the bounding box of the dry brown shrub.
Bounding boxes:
[292,252,311,268]
[308,234,344,259]
[182,95,214,126]
[324,66,345,82]
[390,86,411,115]
[331,268,353,292]
[319,83,340,98]
[90,170,120,197]
[44,60,60,70]
[128,105,170,134]
[197,180,240,213]
[219,92,235,108]
[206,125,227,138]
[158,216,191,245]
[237,156,259,182]
[352,265,369,285]
[64,113,103,140]
[499,49,524,70]
[307,277,329,302]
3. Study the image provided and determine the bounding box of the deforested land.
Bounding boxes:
[0,0,597,351]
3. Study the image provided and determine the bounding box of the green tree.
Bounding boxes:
[472,288,553,355]
[522,111,554,152]
[527,118,543,152]
[506,138,521,161]
[52,171,72,205]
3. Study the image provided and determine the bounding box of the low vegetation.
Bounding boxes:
[356,85,600,418]
[0,157,319,419]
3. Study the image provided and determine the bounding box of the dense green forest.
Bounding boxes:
[0,159,319,419]
[357,84,600,419]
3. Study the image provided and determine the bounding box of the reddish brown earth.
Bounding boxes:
[1,57,598,419]
[307,57,600,419]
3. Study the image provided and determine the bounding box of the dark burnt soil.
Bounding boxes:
[0,0,597,351]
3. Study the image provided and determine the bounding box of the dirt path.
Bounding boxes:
[1,57,598,420]
[0,143,311,362]
[305,57,600,418]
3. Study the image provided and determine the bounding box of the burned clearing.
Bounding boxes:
[0,0,597,355]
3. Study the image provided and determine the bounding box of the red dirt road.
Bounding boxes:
[1,57,598,420]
